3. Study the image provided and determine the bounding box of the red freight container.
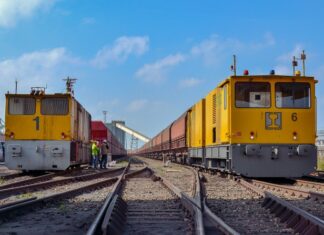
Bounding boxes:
[91,121,127,158]
[91,121,108,143]
[171,112,187,149]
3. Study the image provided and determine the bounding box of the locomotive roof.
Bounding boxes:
[6,93,72,97]
[230,75,314,79]
[217,74,315,88]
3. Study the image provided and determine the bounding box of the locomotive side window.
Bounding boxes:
[235,82,270,108]
[275,83,310,108]
[8,97,36,115]
[41,98,69,115]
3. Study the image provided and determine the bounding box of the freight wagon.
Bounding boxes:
[136,72,317,177]
[91,121,127,159]
[5,90,91,171]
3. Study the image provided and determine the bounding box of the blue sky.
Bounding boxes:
[0,0,323,144]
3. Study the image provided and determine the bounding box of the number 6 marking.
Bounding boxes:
[291,113,297,122]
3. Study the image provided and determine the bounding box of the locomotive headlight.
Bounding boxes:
[293,132,298,140]
[250,132,255,140]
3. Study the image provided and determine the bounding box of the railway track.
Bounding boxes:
[136,156,196,197]
[87,158,237,235]
[134,156,324,234]
[200,172,294,234]
[87,163,196,234]
[0,167,124,206]
[247,178,324,223]
[0,166,87,190]
[0,168,124,234]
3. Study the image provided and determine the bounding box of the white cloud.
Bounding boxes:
[190,33,275,66]
[127,99,148,112]
[190,34,244,66]
[92,36,149,68]
[277,44,303,63]
[274,45,304,75]
[0,0,56,27]
[81,17,95,25]
[179,77,203,88]
[274,65,291,75]
[0,48,81,117]
[135,53,186,83]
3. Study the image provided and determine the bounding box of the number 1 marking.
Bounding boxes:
[33,116,40,130]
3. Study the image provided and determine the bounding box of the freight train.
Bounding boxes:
[91,121,127,159]
[136,71,317,177]
[4,88,91,171]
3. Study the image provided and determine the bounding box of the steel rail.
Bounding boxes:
[0,176,119,219]
[86,162,130,235]
[138,156,240,234]
[0,172,23,180]
[248,178,324,201]
[198,171,240,235]
[89,161,204,235]
[0,197,37,209]
[0,166,86,190]
[237,179,324,235]
[0,167,124,200]
[295,179,324,191]
[0,172,56,190]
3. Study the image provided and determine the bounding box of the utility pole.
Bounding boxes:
[15,79,18,94]
[103,110,108,124]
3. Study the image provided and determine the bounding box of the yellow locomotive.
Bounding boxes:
[189,72,317,177]
[137,70,317,177]
[5,87,91,171]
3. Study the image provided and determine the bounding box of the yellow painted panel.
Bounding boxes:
[205,89,217,146]
[187,99,205,148]
[5,95,72,141]
[220,83,230,143]
[230,76,316,144]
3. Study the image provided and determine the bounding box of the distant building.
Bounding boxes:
[106,120,126,148]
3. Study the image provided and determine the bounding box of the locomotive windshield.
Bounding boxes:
[275,83,310,108]
[41,97,69,115]
[235,82,270,108]
[8,97,36,115]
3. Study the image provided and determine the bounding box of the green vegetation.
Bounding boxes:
[0,178,5,185]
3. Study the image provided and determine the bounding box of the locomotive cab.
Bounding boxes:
[229,75,317,177]
[5,92,91,171]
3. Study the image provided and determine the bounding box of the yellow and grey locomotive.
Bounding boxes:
[5,87,91,171]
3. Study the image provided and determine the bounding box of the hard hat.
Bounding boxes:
[295,70,301,76]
